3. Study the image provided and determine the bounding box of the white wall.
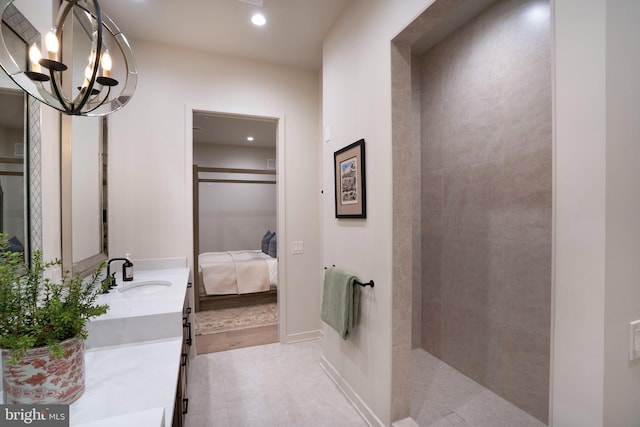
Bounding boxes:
[552,0,640,426]
[195,144,277,253]
[552,0,606,424]
[0,126,22,155]
[107,40,321,339]
[324,0,640,426]
[198,181,276,252]
[603,0,640,425]
[0,126,25,245]
[321,1,434,425]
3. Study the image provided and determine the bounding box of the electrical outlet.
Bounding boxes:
[292,241,304,255]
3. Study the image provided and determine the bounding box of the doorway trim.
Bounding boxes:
[184,104,287,344]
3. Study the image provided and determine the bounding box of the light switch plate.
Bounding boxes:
[629,320,640,361]
[292,241,304,255]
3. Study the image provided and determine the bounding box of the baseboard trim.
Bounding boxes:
[319,355,384,427]
[282,329,322,344]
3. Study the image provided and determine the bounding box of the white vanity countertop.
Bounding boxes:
[85,267,191,349]
[94,267,190,319]
[72,407,165,427]
[70,337,181,426]
[73,262,190,426]
[2,263,190,427]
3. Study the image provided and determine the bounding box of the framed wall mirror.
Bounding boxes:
[61,114,107,275]
[60,6,109,275]
[0,89,25,251]
[0,4,42,262]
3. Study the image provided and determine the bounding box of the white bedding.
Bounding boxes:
[198,250,277,295]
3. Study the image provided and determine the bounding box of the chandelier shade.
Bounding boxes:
[0,0,137,116]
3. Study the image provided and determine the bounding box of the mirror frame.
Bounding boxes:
[60,8,108,276]
[60,115,108,276]
[1,4,42,260]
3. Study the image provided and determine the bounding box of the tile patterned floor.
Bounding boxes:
[410,349,547,427]
[185,339,368,427]
[185,341,547,427]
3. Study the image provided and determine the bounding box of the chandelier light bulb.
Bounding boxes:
[45,29,59,60]
[85,51,97,79]
[101,49,112,77]
[84,63,93,80]
[28,44,41,72]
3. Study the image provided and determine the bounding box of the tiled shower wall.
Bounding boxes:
[418,0,551,422]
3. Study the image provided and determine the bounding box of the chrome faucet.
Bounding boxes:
[101,258,130,293]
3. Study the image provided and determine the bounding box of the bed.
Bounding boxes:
[197,250,278,311]
[193,166,279,311]
[199,250,277,294]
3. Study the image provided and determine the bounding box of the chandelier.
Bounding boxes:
[0,0,137,116]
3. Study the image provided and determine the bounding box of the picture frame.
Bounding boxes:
[334,139,366,218]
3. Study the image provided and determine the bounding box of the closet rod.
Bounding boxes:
[0,171,22,177]
[199,178,276,184]
[197,166,275,175]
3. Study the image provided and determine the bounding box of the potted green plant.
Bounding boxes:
[0,233,108,404]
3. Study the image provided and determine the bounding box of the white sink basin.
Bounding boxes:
[86,268,189,350]
[117,280,172,295]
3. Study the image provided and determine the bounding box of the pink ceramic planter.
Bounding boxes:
[2,337,85,404]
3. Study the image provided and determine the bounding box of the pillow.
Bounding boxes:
[261,231,274,253]
[8,236,23,253]
[268,233,277,258]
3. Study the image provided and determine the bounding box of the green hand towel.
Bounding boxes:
[321,267,361,339]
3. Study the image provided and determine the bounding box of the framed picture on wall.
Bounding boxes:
[334,138,366,218]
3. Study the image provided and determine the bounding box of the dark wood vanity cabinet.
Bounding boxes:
[173,283,192,427]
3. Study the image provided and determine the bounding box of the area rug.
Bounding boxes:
[195,303,278,335]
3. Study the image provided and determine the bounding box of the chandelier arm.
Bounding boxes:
[41,3,78,113]
[57,0,76,27]
[83,85,111,114]
[48,69,72,114]
[71,0,103,114]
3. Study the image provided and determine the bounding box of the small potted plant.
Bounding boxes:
[0,233,108,404]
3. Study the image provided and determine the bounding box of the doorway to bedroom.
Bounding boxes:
[191,111,280,354]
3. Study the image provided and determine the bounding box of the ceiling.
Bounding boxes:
[2,1,499,148]
[103,0,349,149]
[193,112,277,148]
[102,0,350,71]
[2,0,349,145]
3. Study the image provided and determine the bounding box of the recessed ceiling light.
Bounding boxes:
[251,13,266,26]
[247,136,254,142]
